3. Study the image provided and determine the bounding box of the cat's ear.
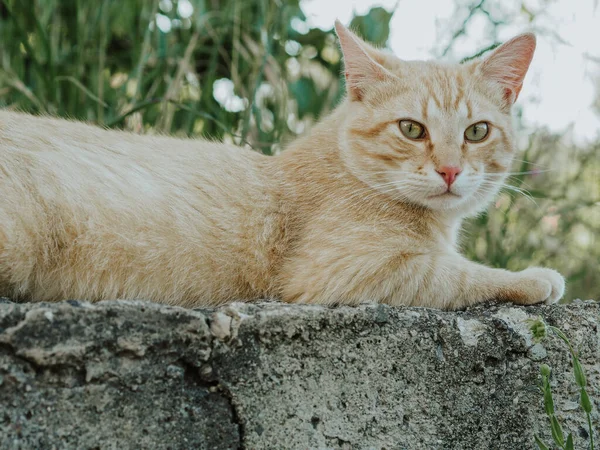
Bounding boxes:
[478,33,536,105]
[334,20,394,101]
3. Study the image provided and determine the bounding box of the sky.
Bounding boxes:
[301,0,600,143]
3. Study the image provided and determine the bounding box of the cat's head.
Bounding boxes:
[335,21,535,216]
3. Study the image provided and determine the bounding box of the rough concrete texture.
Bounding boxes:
[0,299,598,449]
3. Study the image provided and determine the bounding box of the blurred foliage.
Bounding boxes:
[0,0,345,153]
[0,0,597,301]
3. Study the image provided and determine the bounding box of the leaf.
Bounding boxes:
[288,77,319,119]
[349,7,394,46]
[580,388,593,414]
[55,76,109,108]
[572,358,586,388]
[544,384,555,416]
[550,415,564,447]
[549,326,571,347]
[565,433,574,450]
[534,435,550,450]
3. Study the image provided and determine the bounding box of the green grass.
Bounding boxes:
[530,319,596,449]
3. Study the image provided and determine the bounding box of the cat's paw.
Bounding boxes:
[516,267,565,305]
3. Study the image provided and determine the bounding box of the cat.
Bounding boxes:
[0,21,564,309]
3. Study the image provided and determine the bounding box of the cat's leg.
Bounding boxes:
[281,250,564,309]
[397,252,565,309]
[0,215,36,300]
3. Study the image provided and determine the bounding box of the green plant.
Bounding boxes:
[530,319,595,450]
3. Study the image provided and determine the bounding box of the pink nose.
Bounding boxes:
[436,166,462,186]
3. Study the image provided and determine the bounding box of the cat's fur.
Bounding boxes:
[0,22,564,308]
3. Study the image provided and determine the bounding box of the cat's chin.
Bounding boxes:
[380,188,472,212]
[418,192,473,212]
[426,191,462,200]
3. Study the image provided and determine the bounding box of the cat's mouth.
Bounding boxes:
[428,191,461,199]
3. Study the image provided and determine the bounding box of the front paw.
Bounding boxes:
[516,267,565,305]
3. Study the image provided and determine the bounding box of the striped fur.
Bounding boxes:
[0,24,564,308]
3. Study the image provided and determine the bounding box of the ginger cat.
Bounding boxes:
[0,22,564,309]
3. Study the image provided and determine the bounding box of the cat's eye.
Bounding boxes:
[399,120,426,140]
[464,122,489,142]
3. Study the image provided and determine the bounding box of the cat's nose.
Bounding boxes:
[436,166,462,187]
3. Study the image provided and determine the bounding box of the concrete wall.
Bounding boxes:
[1,298,598,449]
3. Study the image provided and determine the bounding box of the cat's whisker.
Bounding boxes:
[479,181,538,206]
[503,170,554,176]
[504,176,536,189]
[510,158,549,168]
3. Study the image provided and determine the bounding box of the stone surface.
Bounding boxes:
[0,299,598,449]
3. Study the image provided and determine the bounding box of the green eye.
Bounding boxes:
[399,120,426,140]
[465,122,489,142]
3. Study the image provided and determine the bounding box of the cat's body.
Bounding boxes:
[0,23,565,308]
[0,110,281,305]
